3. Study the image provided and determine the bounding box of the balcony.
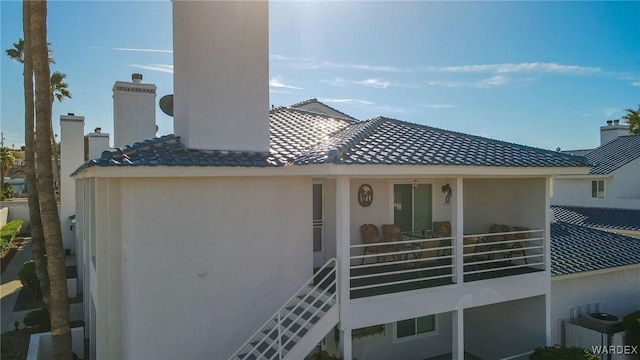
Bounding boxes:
[348,228,545,299]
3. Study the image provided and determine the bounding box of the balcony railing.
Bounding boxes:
[349,236,455,299]
[462,229,545,282]
[348,229,545,298]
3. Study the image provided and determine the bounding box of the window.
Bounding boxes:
[393,183,433,233]
[591,180,605,199]
[394,315,436,342]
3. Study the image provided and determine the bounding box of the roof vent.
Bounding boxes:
[613,119,620,125]
[132,73,143,84]
[606,120,613,126]
[95,127,101,133]
[67,113,75,116]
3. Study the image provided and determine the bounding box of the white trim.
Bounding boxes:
[551,263,640,281]
[73,163,592,179]
[591,179,605,199]
[392,314,438,343]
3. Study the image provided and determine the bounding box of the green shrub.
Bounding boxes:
[1,183,15,200]
[23,308,49,328]
[0,219,23,251]
[310,351,343,360]
[624,310,640,358]
[530,345,599,360]
[18,260,41,300]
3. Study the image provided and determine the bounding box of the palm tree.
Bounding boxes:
[50,71,71,190]
[31,1,72,358]
[5,37,55,65]
[621,105,640,135]
[19,0,50,310]
[6,38,66,192]
[0,147,16,197]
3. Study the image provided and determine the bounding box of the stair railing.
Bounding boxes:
[228,258,338,360]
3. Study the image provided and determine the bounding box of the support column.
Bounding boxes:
[338,326,352,360]
[452,177,464,284]
[545,177,552,345]
[335,176,351,360]
[452,309,464,359]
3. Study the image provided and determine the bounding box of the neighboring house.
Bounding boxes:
[71,2,638,360]
[551,205,640,238]
[291,98,358,121]
[549,221,640,345]
[551,123,640,210]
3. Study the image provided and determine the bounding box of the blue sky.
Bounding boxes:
[1,1,639,152]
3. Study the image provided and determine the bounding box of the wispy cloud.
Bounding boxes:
[430,62,600,75]
[319,98,374,105]
[631,81,640,87]
[427,75,507,89]
[603,108,619,118]
[94,46,173,54]
[287,60,408,73]
[421,104,455,109]
[269,76,302,90]
[321,78,350,87]
[130,64,173,73]
[373,104,410,114]
[273,54,600,77]
[355,78,391,89]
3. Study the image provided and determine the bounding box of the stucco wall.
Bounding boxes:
[613,157,640,202]
[119,177,311,359]
[550,268,640,344]
[465,296,547,359]
[352,312,453,360]
[350,179,392,246]
[551,159,640,209]
[463,178,546,234]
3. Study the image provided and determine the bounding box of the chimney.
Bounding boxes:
[112,73,157,148]
[88,128,110,160]
[600,119,630,145]
[172,0,269,152]
[60,113,85,254]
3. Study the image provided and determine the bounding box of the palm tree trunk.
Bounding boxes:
[22,0,50,310]
[31,1,72,359]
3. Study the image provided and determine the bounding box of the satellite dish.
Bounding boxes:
[159,94,174,117]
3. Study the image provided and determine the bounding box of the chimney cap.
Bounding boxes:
[613,119,620,125]
[606,120,613,126]
[132,73,143,81]
[67,113,75,116]
[95,127,101,133]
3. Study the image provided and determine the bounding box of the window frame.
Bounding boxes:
[591,179,605,199]
[392,315,438,343]
[390,180,434,233]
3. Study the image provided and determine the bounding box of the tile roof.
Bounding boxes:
[550,221,640,276]
[552,205,640,232]
[290,98,358,121]
[295,117,591,167]
[74,105,592,174]
[564,135,640,174]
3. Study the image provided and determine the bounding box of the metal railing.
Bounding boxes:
[228,258,338,360]
[350,236,455,295]
[462,229,544,280]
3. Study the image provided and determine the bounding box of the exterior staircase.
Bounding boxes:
[229,258,339,360]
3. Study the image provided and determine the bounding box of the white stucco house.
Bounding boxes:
[550,121,640,238]
[69,1,639,360]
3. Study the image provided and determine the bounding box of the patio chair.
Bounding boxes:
[432,221,452,256]
[502,226,529,264]
[382,224,418,260]
[360,224,395,264]
[486,224,510,260]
